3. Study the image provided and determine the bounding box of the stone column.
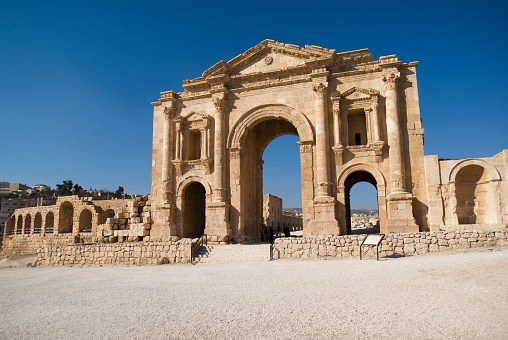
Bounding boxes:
[371,98,381,142]
[332,100,341,147]
[382,70,406,194]
[313,82,332,197]
[382,69,418,232]
[162,106,175,204]
[213,95,227,202]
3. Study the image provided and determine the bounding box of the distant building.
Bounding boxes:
[32,184,51,191]
[0,182,30,193]
[263,194,303,233]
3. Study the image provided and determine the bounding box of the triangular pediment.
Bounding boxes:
[202,40,335,78]
[184,111,208,122]
[341,87,379,101]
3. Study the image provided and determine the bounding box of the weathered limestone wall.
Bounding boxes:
[273,230,508,259]
[424,150,508,231]
[1,234,76,256]
[36,240,193,266]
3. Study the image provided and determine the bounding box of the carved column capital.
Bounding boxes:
[312,82,328,99]
[213,97,228,113]
[332,102,340,116]
[382,71,400,92]
[163,106,176,120]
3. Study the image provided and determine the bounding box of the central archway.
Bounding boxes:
[228,104,315,242]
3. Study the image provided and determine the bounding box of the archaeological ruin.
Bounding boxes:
[2,40,507,262]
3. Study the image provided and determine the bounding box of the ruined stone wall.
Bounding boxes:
[36,240,193,266]
[1,234,76,256]
[1,195,152,256]
[273,230,508,259]
[424,150,508,231]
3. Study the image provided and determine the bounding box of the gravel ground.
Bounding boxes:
[1,247,508,340]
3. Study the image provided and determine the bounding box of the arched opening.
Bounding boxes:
[182,182,206,238]
[45,212,54,234]
[455,165,492,224]
[34,213,42,234]
[344,171,379,234]
[263,135,302,238]
[79,209,92,232]
[6,216,15,235]
[16,216,22,234]
[238,116,303,242]
[99,209,115,224]
[58,202,74,233]
[24,214,32,234]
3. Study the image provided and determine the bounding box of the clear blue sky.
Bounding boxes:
[1,1,507,209]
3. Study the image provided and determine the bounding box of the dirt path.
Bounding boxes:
[1,247,507,339]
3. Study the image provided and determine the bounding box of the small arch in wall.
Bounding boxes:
[59,202,74,234]
[79,209,93,232]
[6,215,15,235]
[16,215,23,234]
[45,212,55,234]
[24,214,31,235]
[34,213,42,234]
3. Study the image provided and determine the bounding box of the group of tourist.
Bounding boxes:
[260,224,291,243]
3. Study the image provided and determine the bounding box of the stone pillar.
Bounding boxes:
[332,99,341,147]
[383,70,406,194]
[213,95,227,202]
[205,91,230,243]
[382,69,418,232]
[313,82,332,197]
[162,105,175,204]
[371,98,381,142]
[311,83,339,235]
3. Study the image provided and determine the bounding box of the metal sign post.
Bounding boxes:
[360,234,385,261]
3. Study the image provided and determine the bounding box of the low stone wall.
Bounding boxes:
[36,240,194,266]
[273,229,508,259]
[0,234,77,256]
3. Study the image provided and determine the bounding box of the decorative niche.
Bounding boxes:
[172,112,212,176]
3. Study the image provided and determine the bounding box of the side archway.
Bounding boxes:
[337,164,387,234]
[448,160,501,225]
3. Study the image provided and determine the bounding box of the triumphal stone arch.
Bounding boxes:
[149,40,507,243]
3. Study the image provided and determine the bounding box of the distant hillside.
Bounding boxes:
[351,209,378,216]
[284,208,378,216]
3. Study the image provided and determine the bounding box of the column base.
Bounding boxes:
[386,192,419,233]
[206,201,230,243]
[309,197,340,235]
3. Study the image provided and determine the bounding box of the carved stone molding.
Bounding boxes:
[229,147,242,159]
[332,145,344,165]
[297,141,314,153]
[312,82,328,99]
[382,71,400,92]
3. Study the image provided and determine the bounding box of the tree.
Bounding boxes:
[73,184,83,194]
[56,180,73,196]
[114,186,124,198]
